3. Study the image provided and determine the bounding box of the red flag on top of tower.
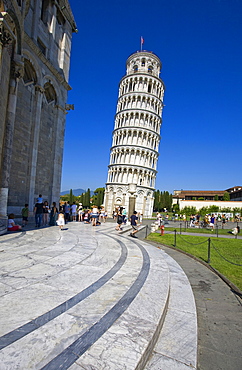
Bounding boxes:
[141,36,144,44]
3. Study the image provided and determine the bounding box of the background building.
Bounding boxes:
[104,50,165,217]
[173,186,242,211]
[0,0,76,233]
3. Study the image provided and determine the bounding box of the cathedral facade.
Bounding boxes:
[104,51,165,218]
[0,0,76,233]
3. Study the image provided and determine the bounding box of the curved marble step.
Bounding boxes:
[0,223,197,369]
[0,224,171,369]
[145,248,197,369]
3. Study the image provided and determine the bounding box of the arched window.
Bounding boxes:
[133,65,138,73]
[23,59,37,86]
[148,65,153,74]
[141,59,145,66]
[44,82,57,104]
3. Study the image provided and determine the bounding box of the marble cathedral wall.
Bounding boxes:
[0,0,76,233]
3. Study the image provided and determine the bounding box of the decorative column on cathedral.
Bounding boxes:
[104,50,165,218]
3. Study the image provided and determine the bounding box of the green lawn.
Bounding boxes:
[164,226,237,236]
[147,233,242,291]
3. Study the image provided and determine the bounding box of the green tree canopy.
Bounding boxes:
[223,191,230,201]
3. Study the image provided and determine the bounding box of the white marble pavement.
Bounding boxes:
[0,222,197,369]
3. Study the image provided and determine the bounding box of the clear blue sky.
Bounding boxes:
[61,0,242,194]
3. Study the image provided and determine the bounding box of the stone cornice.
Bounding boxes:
[110,144,159,156]
[118,91,164,102]
[108,163,157,175]
[120,73,165,88]
[105,182,155,192]
[24,33,72,91]
[112,126,161,140]
[53,0,77,33]
[115,108,162,121]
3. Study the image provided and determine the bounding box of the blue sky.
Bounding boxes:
[61,0,242,194]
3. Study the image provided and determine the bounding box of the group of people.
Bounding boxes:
[113,207,142,237]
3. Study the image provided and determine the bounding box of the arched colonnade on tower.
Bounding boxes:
[116,94,162,116]
[119,76,164,99]
[110,147,157,169]
[112,129,160,151]
[108,166,156,189]
[115,111,161,132]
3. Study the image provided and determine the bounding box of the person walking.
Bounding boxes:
[115,210,123,231]
[21,204,29,227]
[130,210,139,238]
[56,211,65,230]
[34,201,44,227]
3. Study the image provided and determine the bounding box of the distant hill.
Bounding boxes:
[60,188,94,196]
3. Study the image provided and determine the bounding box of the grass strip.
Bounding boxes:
[147,233,242,291]
[164,226,239,236]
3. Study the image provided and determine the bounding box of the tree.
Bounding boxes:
[221,207,232,213]
[154,190,173,212]
[208,205,220,213]
[223,191,230,201]
[233,207,242,217]
[182,206,197,217]
[153,190,160,211]
[93,187,105,207]
[69,189,73,204]
[173,203,180,213]
[214,194,219,201]
[199,207,209,217]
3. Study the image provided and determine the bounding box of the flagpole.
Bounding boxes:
[141,36,143,51]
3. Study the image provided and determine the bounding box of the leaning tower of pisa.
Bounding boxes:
[104,51,165,218]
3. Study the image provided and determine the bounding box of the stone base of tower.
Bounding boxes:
[104,184,154,218]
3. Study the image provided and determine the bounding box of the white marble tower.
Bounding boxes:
[104,51,165,217]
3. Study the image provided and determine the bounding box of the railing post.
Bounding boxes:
[145,224,148,238]
[180,223,182,234]
[216,224,219,238]
[174,229,177,247]
[207,238,211,264]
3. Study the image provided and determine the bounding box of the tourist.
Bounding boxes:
[43,201,49,226]
[122,207,127,224]
[78,203,83,221]
[21,203,29,227]
[228,226,240,235]
[83,209,90,223]
[34,200,44,227]
[57,211,65,230]
[8,214,22,231]
[49,202,58,226]
[71,202,77,221]
[115,210,123,231]
[64,202,70,223]
[129,210,139,238]
[210,214,216,231]
[139,213,143,224]
[100,207,105,222]
[91,205,99,226]
[37,194,43,203]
